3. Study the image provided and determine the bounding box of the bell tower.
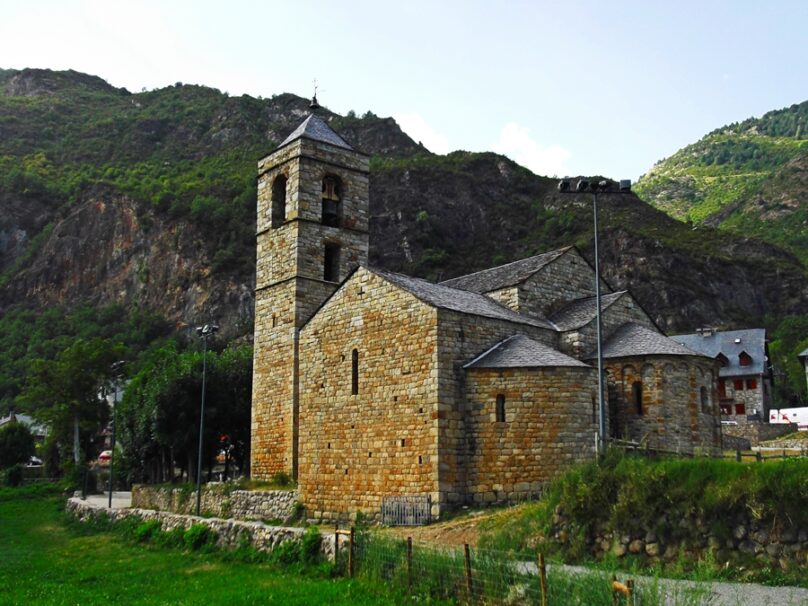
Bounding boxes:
[251,109,369,480]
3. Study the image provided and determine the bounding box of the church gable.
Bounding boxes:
[297,267,441,517]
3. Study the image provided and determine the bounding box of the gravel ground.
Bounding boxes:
[526,562,808,606]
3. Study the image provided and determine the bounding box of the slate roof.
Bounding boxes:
[371,269,556,330]
[798,346,808,360]
[586,323,707,360]
[550,291,627,331]
[439,247,572,293]
[278,114,353,151]
[670,329,768,377]
[464,334,590,369]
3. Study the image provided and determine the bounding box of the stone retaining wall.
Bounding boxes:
[549,507,808,570]
[66,497,336,560]
[723,421,797,446]
[721,434,752,451]
[131,484,298,522]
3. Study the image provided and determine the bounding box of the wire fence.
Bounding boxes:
[331,530,704,606]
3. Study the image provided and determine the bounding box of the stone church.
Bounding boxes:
[250,112,722,520]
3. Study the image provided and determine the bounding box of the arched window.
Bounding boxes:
[351,349,359,395]
[700,386,710,413]
[739,352,752,367]
[632,381,643,415]
[495,394,506,423]
[271,175,287,228]
[322,175,341,227]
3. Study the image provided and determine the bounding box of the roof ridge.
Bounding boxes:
[278,114,353,151]
[370,267,557,330]
[439,246,573,291]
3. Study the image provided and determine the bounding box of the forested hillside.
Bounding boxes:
[635,101,808,263]
[1,68,807,422]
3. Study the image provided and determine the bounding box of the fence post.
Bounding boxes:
[464,543,474,602]
[334,524,339,565]
[756,451,762,463]
[611,575,618,606]
[538,552,548,606]
[407,537,413,592]
[627,579,634,604]
[736,449,741,462]
[349,526,355,578]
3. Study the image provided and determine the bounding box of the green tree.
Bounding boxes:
[117,342,252,484]
[0,422,35,468]
[19,338,126,466]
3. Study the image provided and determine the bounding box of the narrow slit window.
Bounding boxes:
[351,348,359,395]
[271,175,287,228]
[700,386,710,413]
[324,243,341,282]
[496,394,506,423]
[632,381,643,415]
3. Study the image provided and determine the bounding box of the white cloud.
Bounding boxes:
[393,112,450,154]
[492,122,571,177]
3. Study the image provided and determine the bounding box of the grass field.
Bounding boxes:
[0,486,404,605]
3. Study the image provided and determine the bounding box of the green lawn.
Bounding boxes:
[0,487,403,605]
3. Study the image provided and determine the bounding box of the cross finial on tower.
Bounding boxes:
[309,79,320,112]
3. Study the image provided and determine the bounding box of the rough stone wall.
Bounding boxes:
[722,434,752,451]
[722,421,798,446]
[720,373,766,422]
[549,503,808,571]
[297,268,440,521]
[488,249,611,318]
[559,294,656,358]
[252,137,370,480]
[131,485,297,521]
[436,310,557,510]
[604,355,721,454]
[66,497,338,561]
[464,366,599,502]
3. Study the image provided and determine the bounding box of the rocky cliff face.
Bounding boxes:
[1,190,254,336]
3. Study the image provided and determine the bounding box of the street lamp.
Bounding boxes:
[195,323,219,516]
[557,178,631,454]
[108,360,125,509]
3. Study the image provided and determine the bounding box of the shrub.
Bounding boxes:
[270,472,292,487]
[0,422,35,468]
[134,519,162,543]
[270,538,301,565]
[184,523,217,551]
[300,526,321,565]
[155,526,186,549]
[4,464,24,487]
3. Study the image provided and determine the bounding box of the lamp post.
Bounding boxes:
[195,323,219,516]
[557,178,631,454]
[108,360,125,509]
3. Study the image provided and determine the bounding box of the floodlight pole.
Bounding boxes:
[195,323,218,517]
[592,191,606,455]
[108,361,125,509]
[557,178,631,455]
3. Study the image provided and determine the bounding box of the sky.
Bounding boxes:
[1,0,806,181]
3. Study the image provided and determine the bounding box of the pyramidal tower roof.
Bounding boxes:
[278,114,353,151]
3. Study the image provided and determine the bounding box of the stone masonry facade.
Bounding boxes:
[250,113,723,521]
[252,131,369,479]
[464,366,599,502]
[605,356,720,453]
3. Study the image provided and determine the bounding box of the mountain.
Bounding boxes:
[635,101,808,264]
[1,68,807,344]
